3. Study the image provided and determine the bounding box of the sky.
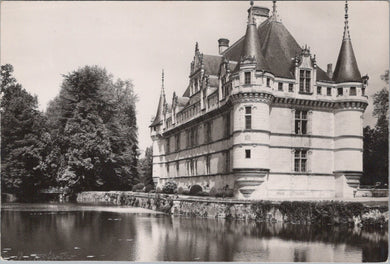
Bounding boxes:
[1,1,389,155]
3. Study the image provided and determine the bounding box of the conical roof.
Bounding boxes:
[332,2,361,83]
[150,71,166,127]
[235,3,270,72]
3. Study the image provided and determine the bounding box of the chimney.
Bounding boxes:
[327,63,333,78]
[248,6,270,28]
[218,38,229,54]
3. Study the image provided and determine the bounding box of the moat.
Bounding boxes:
[1,203,388,262]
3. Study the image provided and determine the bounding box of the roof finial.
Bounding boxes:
[248,1,255,25]
[161,69,165,93]
[343,0,351,40]
[273,1,277,14]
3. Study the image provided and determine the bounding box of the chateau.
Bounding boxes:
[150,1,368,199]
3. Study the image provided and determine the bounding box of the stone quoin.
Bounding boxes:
[150,1,369,199]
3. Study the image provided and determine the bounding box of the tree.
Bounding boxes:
[46,66,139,194]
[1,64,53,200]
[139,146,154,187]
[362,70,389,185]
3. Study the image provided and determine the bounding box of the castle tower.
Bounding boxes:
[332,1,368,197]
[231,1,274,198]
[150,70,167,186]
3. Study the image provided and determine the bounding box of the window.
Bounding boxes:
[327,87,332,96]
[294,149,307,172]
[166,163,170,176]
[299,70,311,93]
[225,151,230,173]
[245,106,252,129]
[245,149,251,159]
[204,121,211,143]
[350,87,356,96]
[206,155,211,174]
[278,82,283,91]
[176,161,179,174]
[224,112,231,137]
[289,83,294,92]
[186,129,190,148]
[166,137,170,153]
[176,133,180,151]
[244,72,251,85]
[337,87,343,96]
[317,86,321,95]
[362,87,365,96]
[266,78,271,87]
[190,159,194,176]
[295,110,308,135]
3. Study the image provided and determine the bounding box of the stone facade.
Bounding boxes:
[150,2,368,199]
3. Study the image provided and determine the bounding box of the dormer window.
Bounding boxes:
[327,87,332,96]
[350,87,356,96]
[289,83,294,92]
[299,70,311,93]
[317,86,321,95]
[266,78,270,87]
[278,82,283,91]
[244,72,251,85]
[337,87,343,96]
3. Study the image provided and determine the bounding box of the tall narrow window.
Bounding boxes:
[317,86,322,95]
[225,151,230,173]
[245,149,251,159]
[224,112,231,138]
[176,133,180,151]
[266,78,271,87]
[278,82,283,91]
[337,87,343,96]
[166,137,170,153]
[362,87,365,96]
[299,70,311,93]
[206,155,211,174]
[327,87,332,96]
[350,87,356,96]
[295,110,308,135]
[244,72,251,85]
[245,106,252,129]
[204,121,211,143]
[176,161,179,175]
[294,149,307,172]
[166,163,170,176]
[289,83,294,92]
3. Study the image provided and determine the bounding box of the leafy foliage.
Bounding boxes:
[189,184,203,195]
[45,66,139,194]
[1,64,54,200]
[162,181,177,194]
[362,70,389,185]
[139,146,153,187]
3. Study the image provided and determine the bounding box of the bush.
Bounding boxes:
[132,183,145,192]
[189,184,203,195]
[215,189,234,198]
[149,190,156,193]
[162,181,177,194]
[198,191,210,197]
[156,187,162,193]
[182,190,190,195]
[209,187,217,197]
[177,187,184,194]
[144,184,154,193]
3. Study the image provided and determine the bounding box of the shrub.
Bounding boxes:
[209,187,217,197]
[224,189,234,197]
[149,190,156,193]
[156,187,162,193]
[144,184,154,193]
[189,184,203,195]
[177,187,184,194]
[162,181,177,194]
[198,191,210,197]
[182,190,190,195]
[132,183,145,192]
[215,189,234,198]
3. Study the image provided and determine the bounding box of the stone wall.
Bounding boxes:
[76,191,388,227]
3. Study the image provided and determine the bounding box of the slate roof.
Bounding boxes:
[150,92,165,127]
[223,19,331,81]
[332,39,361,83]
[203,55,222,76]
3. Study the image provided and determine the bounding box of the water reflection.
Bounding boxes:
[2,203,388,262]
